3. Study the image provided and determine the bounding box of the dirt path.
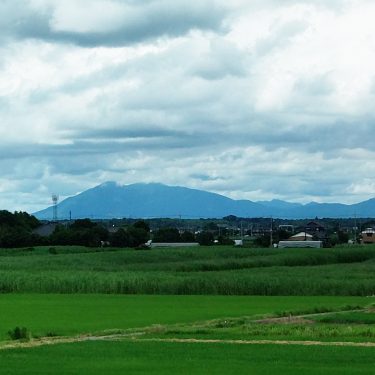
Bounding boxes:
[254,308,366,324]
[1,308,373,351]
[2,333,375,351]
[0,332,144,351]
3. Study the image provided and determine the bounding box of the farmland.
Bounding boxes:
[0,245,374,295]
[1,340,375,375]
[1,294,375,374]
[1,244,375,373]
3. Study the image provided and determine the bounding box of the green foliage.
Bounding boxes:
[254,234,271,247]
[276,229,290,241]
[110,225,148,248]
[196,231,214,245]
[110,228,130,247]
[180,231,195,242]
[0,245,375,295]
[69,219,97,230]
[7,326,31,341]
[217,235,234,245]
[0,211,41,248]
[153,228,181,242]
[314,312,375,324]
[133,220,150,232]
[329,231,350,246]
[49,220,108,247]
[0,211,39,229]
[127,227,148,247]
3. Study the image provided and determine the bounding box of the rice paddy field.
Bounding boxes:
[1,244,375,373]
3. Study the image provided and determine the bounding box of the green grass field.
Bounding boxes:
[1,244,375,373]
[0,244,374,295]
[1,294,371,341]
[1,340,375,375]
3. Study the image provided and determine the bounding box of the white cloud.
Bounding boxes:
[0,0,374,212]
[49,1,128,34]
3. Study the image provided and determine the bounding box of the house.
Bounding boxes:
[361,228,375,244]
[288,232,313,241]
[278,230,323,248]
[305,221,326,240]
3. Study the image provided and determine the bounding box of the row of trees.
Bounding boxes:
[0,211,41,248]
[50,220,219,247]
[1,210,359,249]
[0,211,220,248]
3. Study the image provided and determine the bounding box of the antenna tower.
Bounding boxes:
[52,194,59,222]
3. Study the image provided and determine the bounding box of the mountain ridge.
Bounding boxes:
[34,182,375,220]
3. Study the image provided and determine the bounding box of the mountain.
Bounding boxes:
[33,182,375,220]
[256,199,302,210]
[34,182,271,220]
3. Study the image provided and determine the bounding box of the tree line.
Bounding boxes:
[0,211,219,248]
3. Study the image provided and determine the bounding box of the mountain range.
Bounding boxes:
[34,182,375,220]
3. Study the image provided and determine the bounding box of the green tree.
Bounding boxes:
[133,220,150,232]
[181,231,195,242]
[110,228,130,247]
[196,231,214,246]
[153,228,181,242]
[127,227,149,247]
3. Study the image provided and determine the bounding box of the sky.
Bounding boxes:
[1,0,375,212]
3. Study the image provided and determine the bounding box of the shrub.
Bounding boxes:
[196,231,214,246]
[7,326,31,341]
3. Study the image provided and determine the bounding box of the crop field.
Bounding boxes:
[1,340,375,375]
[0,294,371,341]
[1,244,375,373]
[0,244,374,295]
[0,295,374,374]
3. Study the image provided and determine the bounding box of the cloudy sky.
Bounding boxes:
[1,0,375,212]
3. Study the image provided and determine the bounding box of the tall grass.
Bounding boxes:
[0,245,374,295]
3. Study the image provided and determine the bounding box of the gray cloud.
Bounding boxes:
[0,0,226,46]
[1,0,375,212]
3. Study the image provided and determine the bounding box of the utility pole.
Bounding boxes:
[270,217,273,248]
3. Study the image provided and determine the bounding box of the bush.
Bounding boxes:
[7,326,31,341]
[196,231,214,246]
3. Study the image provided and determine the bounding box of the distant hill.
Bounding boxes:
[33,182,375,220]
